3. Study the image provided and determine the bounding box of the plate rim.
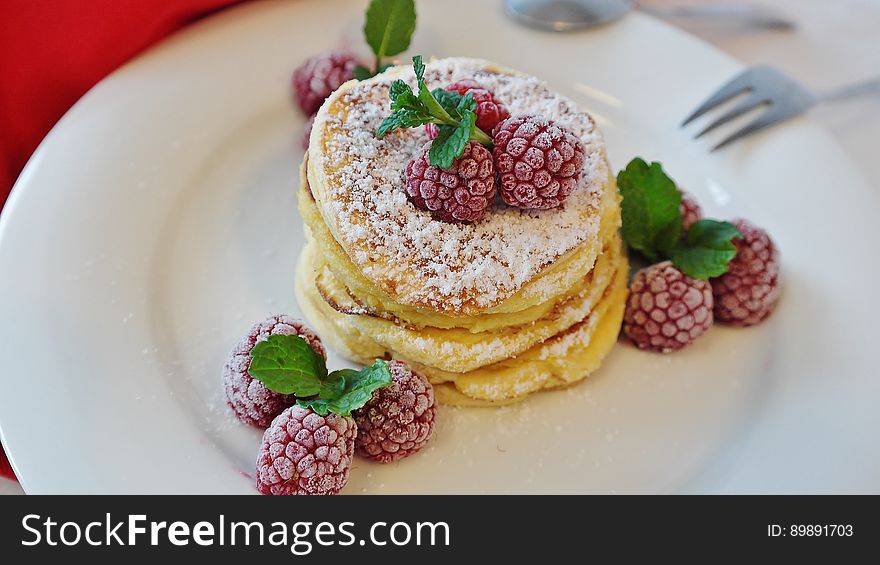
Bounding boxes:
[1,1,876,493]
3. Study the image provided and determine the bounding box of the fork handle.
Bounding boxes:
[819,77,880,102]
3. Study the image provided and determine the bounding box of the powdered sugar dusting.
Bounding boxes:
[313,58,609,313]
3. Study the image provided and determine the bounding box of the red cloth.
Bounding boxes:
[0,0,245,483]
[0,450,12,480]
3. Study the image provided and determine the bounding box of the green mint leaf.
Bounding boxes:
[376,79,433,138]
[353,65,374,81]
[376,111,417,138]
[456,91,477,114]
[411,57,458,127]
[388,79,421,111]
[670,219,743,279]
[248,334,329,396]
[375,57,490,149]
[331,360,392,414]
[432,88,464,120]
[364,0,417,61]
[297,360,393,417]
[412,54,425,83]
[429,111,475,168]
[377,62,394,74]
[418,83,452,124]
[617,158,683,260]
[319,375,346,403]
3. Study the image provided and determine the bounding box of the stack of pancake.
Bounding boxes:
[294,58,628,406]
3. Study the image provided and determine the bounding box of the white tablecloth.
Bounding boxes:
[2,0,877,496]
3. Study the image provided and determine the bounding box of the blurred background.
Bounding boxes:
[0,0,878,494]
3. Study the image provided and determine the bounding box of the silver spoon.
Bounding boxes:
[504,0,795,32]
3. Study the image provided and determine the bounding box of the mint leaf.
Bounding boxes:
[376,56,492,158]
[431,88,461,112]
[298,360,393,417]
[250,336,392,417]
[375,61,452,139]
[413,57,458,127]
[418,83,454,126]
[670,219,742,279]
[376,110,418,137]
[376,78,432,137]
[412,54,425,83]
[617,158,683,260]
[364,0,416,62]
[456,91,477,115]
[429,111,475,168]
[248,334,329,396]
[388,78,422,111]
[333,360,392,414]
[353,65,373,81]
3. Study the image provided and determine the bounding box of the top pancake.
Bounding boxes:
[308,57,613,316]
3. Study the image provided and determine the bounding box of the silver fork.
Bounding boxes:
[682,65,880,150]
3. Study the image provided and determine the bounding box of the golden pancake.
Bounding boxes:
[295,56,628,404]
[295,243,628,404]
[307,57,613,317]
[297,160,622,332]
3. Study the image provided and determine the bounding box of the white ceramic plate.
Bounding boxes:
[1,0,878,494]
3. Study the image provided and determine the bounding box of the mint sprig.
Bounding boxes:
[246,334,332,396]
[617,158,682,260]
[298,360,392,417]
[376,55,491,168]
[618,157,742,279]
[248,335,392,417]
[361,0,417,78]
[670,220,741,279]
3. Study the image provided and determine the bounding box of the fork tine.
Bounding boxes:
[694,92,766,139]
[681,70,757,127]
[711,103,802,151]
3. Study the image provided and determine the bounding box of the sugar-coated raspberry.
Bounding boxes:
[448,79,511,134]
[224,315,326,428]
[680,192,702,231]
[492,115,585,209]
[624,261,714,353]
[405,141,496,223]
[353,361,436,463]
[711,219,781,326]
[292,50,359,115]
[256,406,356,495]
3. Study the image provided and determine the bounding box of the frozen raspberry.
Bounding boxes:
[256,405,356,495]
[424,79,510,140]
[711,219,781,326]
[492,115,585,209]
[301,114,315,151]
[680,192,702,231]
[448,80,511,134]
[353,361,436,463]
[292,50,358,115]
[224,315,326,428]
[624,261,714,353]
[405,141,496,223]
